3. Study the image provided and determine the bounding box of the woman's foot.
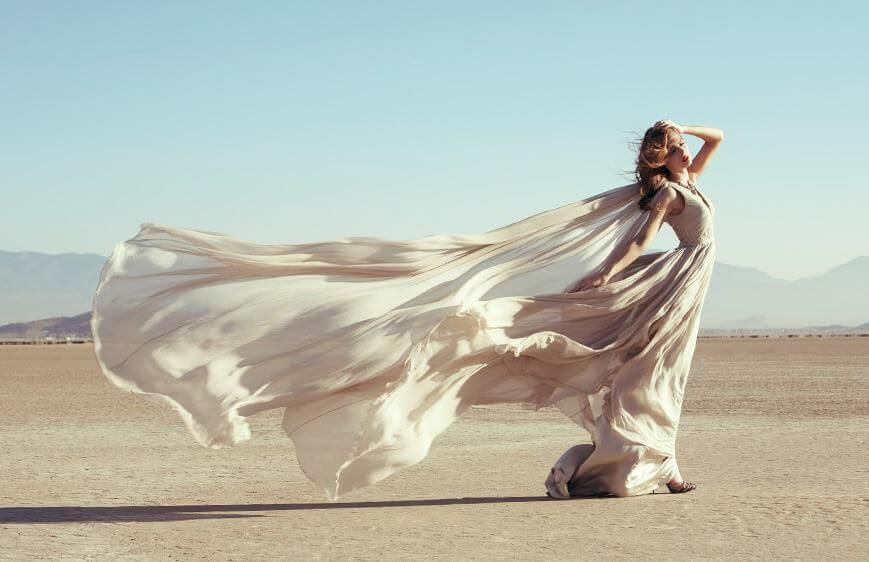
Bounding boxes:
[666,480,697,493]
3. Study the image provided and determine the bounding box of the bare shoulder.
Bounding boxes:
[654,183,686,215]
[638,185,680,242]
[651,184,678,206]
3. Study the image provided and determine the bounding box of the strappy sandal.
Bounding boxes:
[667,481,697,494]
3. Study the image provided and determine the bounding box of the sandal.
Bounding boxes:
[666,481,697,494]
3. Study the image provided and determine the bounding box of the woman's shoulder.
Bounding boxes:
[655,182,680,200]
[646,184,680,213]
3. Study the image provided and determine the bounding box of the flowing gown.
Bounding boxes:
[546,179,715,498]
[91,179,716,500]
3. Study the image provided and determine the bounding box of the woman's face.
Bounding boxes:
[664,134,691,172]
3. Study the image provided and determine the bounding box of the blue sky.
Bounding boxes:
[2,1,866,281]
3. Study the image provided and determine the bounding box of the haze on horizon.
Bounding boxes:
[2,1,867,281]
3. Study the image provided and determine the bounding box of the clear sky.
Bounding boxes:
[3,1,866,281]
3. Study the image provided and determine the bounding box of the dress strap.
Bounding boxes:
[669,179,695,191]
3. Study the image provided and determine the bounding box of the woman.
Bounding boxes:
[546,119,723,497]
[91,119,723,500]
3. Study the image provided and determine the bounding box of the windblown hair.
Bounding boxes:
[631,123,682,211]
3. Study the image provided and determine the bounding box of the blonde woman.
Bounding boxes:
[550,120,724,497]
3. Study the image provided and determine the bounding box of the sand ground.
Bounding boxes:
[1,339,867,560]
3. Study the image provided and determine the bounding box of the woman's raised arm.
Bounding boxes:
[682,125,724,179]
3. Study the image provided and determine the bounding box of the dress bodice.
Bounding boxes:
[663,180,716,247]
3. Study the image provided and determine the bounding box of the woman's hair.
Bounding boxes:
[630,123,682,211]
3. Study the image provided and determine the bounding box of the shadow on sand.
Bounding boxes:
[1,495,611,524]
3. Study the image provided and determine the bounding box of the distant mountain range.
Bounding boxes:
[0,312,92,339]
[0,250,106,325]
[0,249,867,331]
[702,255,869,329]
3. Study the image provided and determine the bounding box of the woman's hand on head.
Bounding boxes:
[655,119,683,133]
[564,270,613,293]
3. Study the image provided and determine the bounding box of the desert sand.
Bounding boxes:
[1,339,867,560]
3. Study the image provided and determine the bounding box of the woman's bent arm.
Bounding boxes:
[566,187,675,293]
[680,125,724,143]
[683,125,724,178]
[603,187,676,276]
[603,236,651,278]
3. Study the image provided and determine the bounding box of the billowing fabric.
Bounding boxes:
[92,180,716,500]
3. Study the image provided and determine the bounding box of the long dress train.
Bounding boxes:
[91,179,716,500]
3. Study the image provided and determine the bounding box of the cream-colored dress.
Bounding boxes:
[91,179,716,500]
[546,179,716,497]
